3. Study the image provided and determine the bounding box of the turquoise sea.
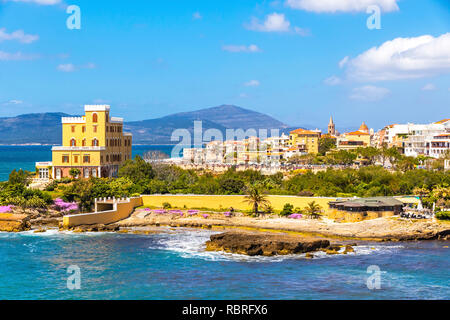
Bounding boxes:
[0,229,448,300]
[0,146,449,300]
[0,145,177,181]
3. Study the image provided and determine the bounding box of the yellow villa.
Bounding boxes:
[289,128,320,154]
[36,105,132,180]
[337,122,371,151]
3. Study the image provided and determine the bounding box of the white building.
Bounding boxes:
[403,119,450,158]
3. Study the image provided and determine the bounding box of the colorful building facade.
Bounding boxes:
[289,128,320,154]
[36,105,132,180]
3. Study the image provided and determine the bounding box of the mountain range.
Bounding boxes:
[0,105,292,145]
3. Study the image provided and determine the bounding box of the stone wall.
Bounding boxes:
[62,197,142,227]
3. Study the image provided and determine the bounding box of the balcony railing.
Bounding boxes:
[52,146,106,151]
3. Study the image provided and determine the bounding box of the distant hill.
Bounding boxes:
[0,105,290,145]
[125,105,289,144]
[0,112,71,145]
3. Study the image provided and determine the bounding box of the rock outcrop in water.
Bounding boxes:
[205,231,330,256]
[0,214,30,232]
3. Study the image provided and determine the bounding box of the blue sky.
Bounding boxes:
[0,0,449,131]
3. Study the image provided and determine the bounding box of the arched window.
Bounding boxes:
[84,168,90,178]
[70,138,76,147]
[106,155,109,162]
[92,168,97,178]
[56,168,61,179]
[92,138,99,147]
[82,139,86,147]
[92,113,98,123]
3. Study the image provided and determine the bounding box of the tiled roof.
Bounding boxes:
[290,128,319,135]
[346,130,370,136]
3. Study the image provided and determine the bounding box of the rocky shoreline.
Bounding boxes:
[205,231,331,256]
[2,209,449,258]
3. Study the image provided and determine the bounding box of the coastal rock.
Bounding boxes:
[0,214,30,232]
[30,217,60,227]
[205,232,330,256]
[67,224,120,232]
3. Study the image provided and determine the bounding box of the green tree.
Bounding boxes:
[118,156,155,187]
[319,137,336,155]
[304,201,323,219]
[8,169,31,186]
[69,168,81,179]
[243,184,270,215]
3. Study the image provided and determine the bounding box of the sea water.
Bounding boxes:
[0,145,177,181]
[0,229,448,300]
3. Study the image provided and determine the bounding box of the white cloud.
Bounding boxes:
[343,33,450,81]
[2,99,23,106]
[57,63,76,72]
[324,76,342,86]
[350,85,390,101]
[244,80,260,87]
[0,28,39,44]
[293,26,310,36]
[339,56,349,68]
[245,12,309,36]
[5,0,61,5]
[422,83,436,91]
[245,13,291,32]
[222,44,261,53]
[57,62,96,72]
[0,50,38,61]
[192,12,202,20]
[285,0,399,13]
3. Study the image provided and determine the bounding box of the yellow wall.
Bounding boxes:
[51,105,133,177]
[141,195,336,212]
[289,133,319,154]
[328,209,395,222]
[52,150,102,167]
[63,197,142,227]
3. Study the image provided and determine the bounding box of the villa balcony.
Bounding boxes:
[52,146,106,151]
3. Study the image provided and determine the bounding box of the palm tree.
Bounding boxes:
[304,201,323,219]
[244,184,270,216]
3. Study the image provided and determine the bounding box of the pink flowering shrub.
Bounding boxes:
[202,214,209,219]
[224,211,232,217]
[187,210,199,216]
[288,213,302,219]
[153,209,167,214]
[53,198,78,213]
[0,205,13,213]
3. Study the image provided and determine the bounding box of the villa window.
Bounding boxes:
[93,126,97,133]
[92,113,98,123]
[83,155,90,163]
[92,139,99,147]
[56,169,61,179]
[82,126,86,133]
[70,139,76,147]
[62,156,69,163]
[92,168,97,178]
[82,139,86,147]
[71,126,75,133]
[106,155,109,162]
[84,168,90,178]
[74,155,78,163]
